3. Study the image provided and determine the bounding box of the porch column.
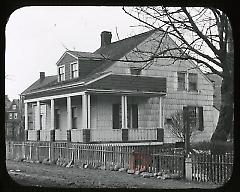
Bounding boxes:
[87,94,91,129]
[124,96,128,128]
[121,95,128,142]
[82,93,90,143]
[82,94,87,129]
[159,96,162,128]
[24,102,28,141]
[36,101,41,141]
[50,99,55,141]
[67,96,72,141]
[121,95,128,128]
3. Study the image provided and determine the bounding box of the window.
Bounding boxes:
[40,115,43,130]
[184,106,204,131]
[188,73,198,91]
[177,72,198,91]
[177,72,186,91]
[127,104,138,128]
[55,109,60,129]
[72,107,78,129]
[12,105,16,110]
[112,104,138,129]
[112,104,121,129]
[130,67,142,75]
[58,66,65,81]
[14,113,18,119]
[9,113,12,119]
[71,62,79,79]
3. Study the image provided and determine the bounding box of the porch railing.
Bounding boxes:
[128,128,157,141]
[55,129,67,141]
[71,129,83,142]
[91,129,122,142]
[28,130,37,141]
[40,130,50,141]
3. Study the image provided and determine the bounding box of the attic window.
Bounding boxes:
[12,105,16,110]
[130,67,142,75]
[58,66,65,82]
[71,62,79,79]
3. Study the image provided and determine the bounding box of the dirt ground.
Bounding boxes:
[5,160,220,189]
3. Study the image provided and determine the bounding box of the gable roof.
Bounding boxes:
[90,29,156,74]
[22,30,157,96]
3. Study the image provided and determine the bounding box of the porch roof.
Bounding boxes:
[23,73,166,100]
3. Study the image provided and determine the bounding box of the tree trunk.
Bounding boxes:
[211,57,233,142]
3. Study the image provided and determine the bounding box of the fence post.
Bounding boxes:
[185,156,192,181]
[49,142,55,162]
[22,142,25,159]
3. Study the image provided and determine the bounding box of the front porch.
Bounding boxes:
[24,92,165,144]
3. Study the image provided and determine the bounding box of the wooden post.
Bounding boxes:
[24,103,28,141]
[67,96,72,128]
[36,101,41,131]
[183,107,190,155]
[50,99,55,142]
[50,99,55,130]
[159,96,162,128]
[67,97,72,142]
[121,95,125,129]
[82,94,87,129]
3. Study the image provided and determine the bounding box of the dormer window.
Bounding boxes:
[71,62,79,79]
[58,66,65,82]
[12,104,16,110]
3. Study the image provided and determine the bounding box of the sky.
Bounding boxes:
[5,6,146,100]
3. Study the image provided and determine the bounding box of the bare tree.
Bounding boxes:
[121,7,233,142]
[167,110,199,143]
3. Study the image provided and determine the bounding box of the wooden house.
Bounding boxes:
[21,29,215,144]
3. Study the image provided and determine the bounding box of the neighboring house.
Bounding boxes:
[21,29,214,144]
[5,97,24,140]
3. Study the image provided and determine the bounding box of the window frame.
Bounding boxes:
[188,73,198,91]
[58,65,65,82]
[14,113,18,119]
[55,109,60,129]
[70,62,79,79]
[9,113,12,119]
[177,72,186,91]
[71,107,78,129]
[177,72,198,92]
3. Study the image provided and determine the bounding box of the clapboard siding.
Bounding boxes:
[105,30,214,143]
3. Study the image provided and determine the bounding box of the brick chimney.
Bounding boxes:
[101,31,112,47]
[40,72,45,81]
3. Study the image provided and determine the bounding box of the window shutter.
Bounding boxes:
[113,104,120,129]
[132,104,138,128]
[198,107,204,131]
